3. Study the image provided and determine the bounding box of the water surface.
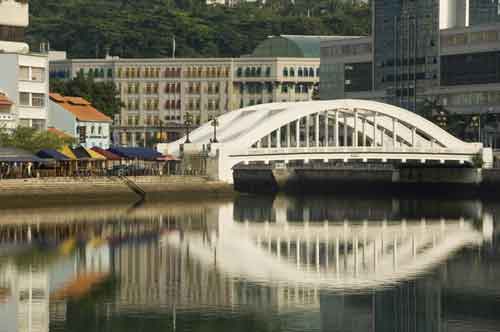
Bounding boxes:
[0,195,498,332]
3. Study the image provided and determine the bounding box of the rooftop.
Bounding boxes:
[49,93,112,122]
[0,94,13,108]
[250,35,362,58]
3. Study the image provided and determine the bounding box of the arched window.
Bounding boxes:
[237,67,243,77]
[309,67,314,77]
[283,67,289,77]
[256,67,262,76]
[107,68,113,78]
[245,67,251,77]
[316,67,320,77]
[298,68,303,77]
[290,68,295,77]
[251,67,257,77]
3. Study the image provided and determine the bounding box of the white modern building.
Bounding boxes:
[49,93,112,149]
[0,0,49,130]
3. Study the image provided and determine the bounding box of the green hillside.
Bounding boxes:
[26,0,370,58]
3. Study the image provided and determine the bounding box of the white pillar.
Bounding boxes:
[354,236,359,276]
[277,237,281,260]
[392,118,397,147]
[287,123,291,147]
[324,111,329,147]
[334,110,339,147]
[353,109,358,147]
[306,116,310,147]
[411,127,416,147]
[373,112,377,146]
[362,118,367,146]
[296,238,301,268]
[315,236,320,273]
[343,112,348,146]
[335,237,340,275]
[296,119,300,147]
[277,127,281,148]
[315,113,320,147]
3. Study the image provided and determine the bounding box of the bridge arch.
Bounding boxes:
[166,100,487,183]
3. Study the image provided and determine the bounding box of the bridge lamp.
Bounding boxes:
[211,117,219,143]
[184,112,194,144]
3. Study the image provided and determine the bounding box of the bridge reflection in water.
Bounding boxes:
[0,196,497,332]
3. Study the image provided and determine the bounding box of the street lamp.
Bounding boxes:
[211,117,219,143]
[184,112,193,144]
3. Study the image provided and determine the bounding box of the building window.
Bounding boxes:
[19,92,30,106]
[32,93,45,107]
[266,67,271,77]
[290,68,295,77]
[19,66,29,81]
[283,68,289,77]
[91,126,95,134]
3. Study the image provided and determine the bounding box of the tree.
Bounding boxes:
[26,0,370,58]
[50,73,123,118]
[0,127,76,152]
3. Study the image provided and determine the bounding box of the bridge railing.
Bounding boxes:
[243,146,481,156]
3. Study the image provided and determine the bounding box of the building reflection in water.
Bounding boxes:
[0,195,497,332]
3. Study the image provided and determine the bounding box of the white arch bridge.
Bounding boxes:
[165,100,493,183]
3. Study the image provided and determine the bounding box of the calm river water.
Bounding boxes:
[0,194,499,332]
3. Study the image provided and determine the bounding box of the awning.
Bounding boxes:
[36,149,71,161]
[84,147,106,160]
[58,146,77,160]
[0,147,43,162]
[108,147,162,161]
[71,146,92,160]
[91,147,122,161]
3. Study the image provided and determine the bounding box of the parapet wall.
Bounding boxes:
[0,176,234,203]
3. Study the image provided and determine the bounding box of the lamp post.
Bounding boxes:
[184,112,193,144]
[211,117,219,143]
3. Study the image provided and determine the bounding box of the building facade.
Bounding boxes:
[320,20,500,147]
[0,53,49,130]
[0,0,49,130]
[373,0,441,111]
[469,0,500,25]
[50,35,324,147]
[48,94,112,149]
[0,93,16,131]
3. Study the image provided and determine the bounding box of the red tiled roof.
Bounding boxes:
[49,93,112,122]
[47,127,74,139]
[0,95,13,107]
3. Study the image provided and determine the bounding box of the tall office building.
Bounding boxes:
[469,0,500,25]
[373,0,441,111]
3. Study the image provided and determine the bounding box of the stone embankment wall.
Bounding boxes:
[0,176,235,202]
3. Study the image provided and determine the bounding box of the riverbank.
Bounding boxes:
[0,176,236,205]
